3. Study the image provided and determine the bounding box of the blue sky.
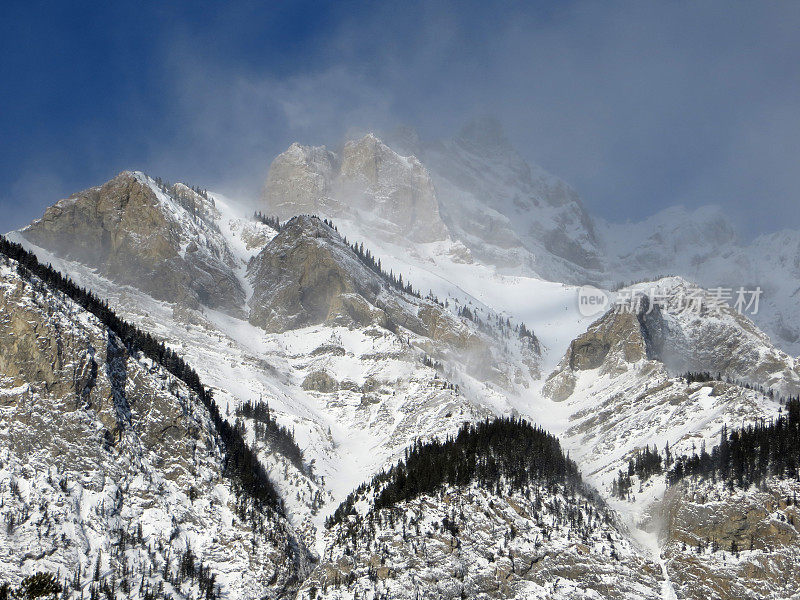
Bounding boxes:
[2,1,799,236]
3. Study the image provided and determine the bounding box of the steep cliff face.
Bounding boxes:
[247,215,386,333]
[0,257,310,598]
[247,215,539,384]
[262,135,448,244]
[336,134,447,243]
[263,143,338,219]
[631,278,800,396]
[21,171,245,314]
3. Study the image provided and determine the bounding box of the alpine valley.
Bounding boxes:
[2,119,800,600]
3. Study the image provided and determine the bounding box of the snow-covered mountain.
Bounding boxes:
[599,207,800,356]
[4,120,800,598]
[0,252,311,599]
[7,171,547,541]
[261,121,800,356]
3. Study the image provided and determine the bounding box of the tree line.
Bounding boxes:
[328,416,586,527]
[253,211,283,231]
[669,397,800,488]
[682,370,776,397]
[609,370,800,498]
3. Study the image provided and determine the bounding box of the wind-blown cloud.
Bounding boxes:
[2,1,798,236]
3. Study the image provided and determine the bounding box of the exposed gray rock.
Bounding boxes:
[262,135,448,244]
[247,216,477,349]
[545,278,800,400]
[657,478,800,600]
[300,483,665,600]
[247,215,539,387]
[302,370,339,393]
[22,171,245,314]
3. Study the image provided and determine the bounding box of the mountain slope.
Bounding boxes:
[421,118,604,279]
[263,135,447,244]
[301,419,665,600]
[21,171,245,314]
[10,179,547,545]
[0,247,310,598]
[8,154,800,599]
[263,123,800,357]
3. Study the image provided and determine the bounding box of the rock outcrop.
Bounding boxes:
[263,143,338,219]
[658,478,800,600]
[545,278,800,401]
[247,215,538,385]
[247,215,386,332]
[633,278,800,396]
[248,215,472,344]
[262,135,448,244]
[301,482,665,600]
[22,171,245,313]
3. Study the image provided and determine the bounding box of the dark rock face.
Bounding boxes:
[22,171,245,313]
[566,310,648,372]
[248,216,424,333]
[569,339,612,370]
[246,215,502,369]
[659,478,800,600]
[247,215,384,332]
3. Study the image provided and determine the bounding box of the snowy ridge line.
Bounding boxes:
[304,213,542,346]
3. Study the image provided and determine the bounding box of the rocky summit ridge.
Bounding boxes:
[262,120,800,356]
[22,171,245,315]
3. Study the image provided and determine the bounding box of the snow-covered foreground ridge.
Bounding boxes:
[0,247,311,599]
[2,141,799,598]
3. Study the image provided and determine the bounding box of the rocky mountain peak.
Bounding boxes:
[247,215,388,333]
[262,134,448,244]
[21,170,245,314]
[262,143,337,221]
[544,277,800,401]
